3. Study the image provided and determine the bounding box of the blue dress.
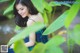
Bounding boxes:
[8,28,48,53]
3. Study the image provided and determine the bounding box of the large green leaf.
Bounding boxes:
[45,36,65,47]
[43,10,68,35]
[7,22,45,46]
[14,40,30,53]
[31,0,44,13]
[65,0,80,28]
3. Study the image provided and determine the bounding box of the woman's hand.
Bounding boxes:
[25,41,35,47]
[10,44,14,48]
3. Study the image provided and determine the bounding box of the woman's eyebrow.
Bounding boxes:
[17,7,23,10]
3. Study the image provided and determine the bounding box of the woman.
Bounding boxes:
[8,0,48,52]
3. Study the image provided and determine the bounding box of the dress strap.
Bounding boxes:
[28,19,36,23]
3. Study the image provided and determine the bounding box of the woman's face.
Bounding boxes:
[16,3,29,18]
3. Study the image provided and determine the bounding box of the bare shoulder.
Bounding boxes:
[31,13,44,23]
[27,13,44,26]
[27,19,35,26]
[35,13,44,23]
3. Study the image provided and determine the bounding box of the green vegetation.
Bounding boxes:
[1,0,80,53]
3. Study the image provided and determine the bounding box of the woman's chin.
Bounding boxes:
[22,16,26,18]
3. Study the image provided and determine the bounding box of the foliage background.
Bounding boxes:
[0,0,80,53]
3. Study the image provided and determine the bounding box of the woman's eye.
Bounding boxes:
[21,8,24,10]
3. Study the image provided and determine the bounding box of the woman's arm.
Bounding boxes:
[25,20,36,47]
[25,32,36,47]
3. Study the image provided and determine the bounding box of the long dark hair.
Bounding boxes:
[13,0,38,27]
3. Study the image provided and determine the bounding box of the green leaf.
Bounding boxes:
[14,25,21,32]
[43,10,68,35]
[0,0,9,2]
[7,22,45,46]
[65,1,80,28]
[14,40,30,53]
[6,12,14,19]
[31,37,64,53]
[73,24,80,45]
[46,46,63,53]
[31,43,45,53]
[3,0,15,15]
[31,0,44,13]
[42,36,64,53]
[45,36,65,47]
[43,1,52,13]
[42,11,49,25]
